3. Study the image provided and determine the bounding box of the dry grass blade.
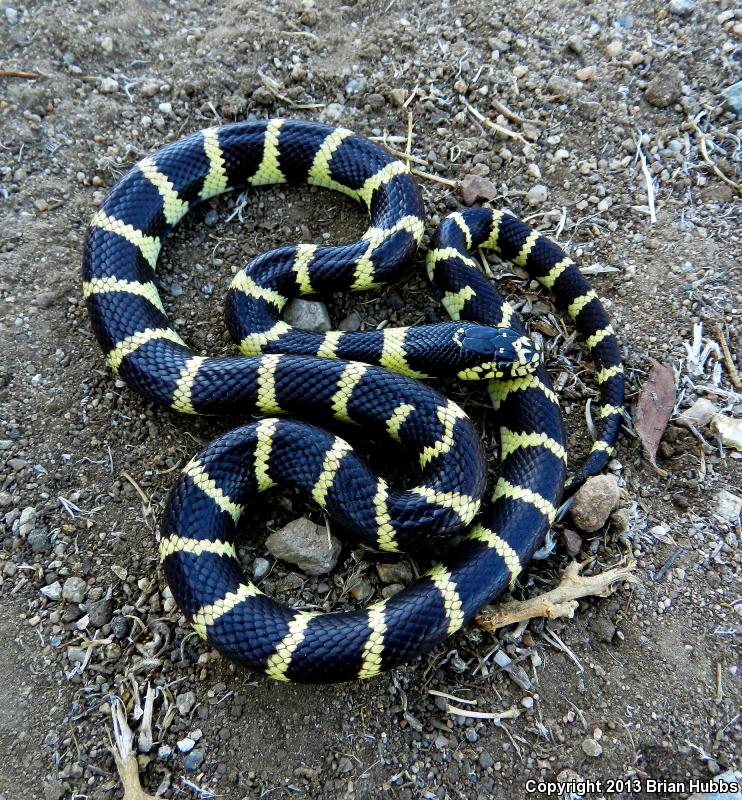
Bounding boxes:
[110,699,159,800]
[715,323,742,389]
[445,704,520,720]
[690,116,742,194]
[0,68,45,79]
[476,560,638,631]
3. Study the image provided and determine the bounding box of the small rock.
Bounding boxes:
[139,79,160,97]
[252,557,270,581]
[5,7,19,24]
[721,80,742,121]
[479,751,495,769]
[526,184,548,206]
[177,737,195,753]
[712,414,742,452]
[581,737,603,757]
[204,209,218,227]
[591,616,617,644]
[569,474,620,532]
[320,102,345,123]
[376,562,413,584]
[605,41,623,58]
[265,518,341,576]
[381,583,404,599]
[62,576,88,604]
[367,92,385,110]
[158,101,173,115]
[100,35,113,53]
[575,65,596,82]
[35,198,49,212]
[111,615,130,639]
[644,65,683,108]
[388,88,407,107]
[460,174,497,205]
[88,598,113,628]
[40,581,62,602]
[19,506,37,536]
[545,75,582,100]
[157,744,172,760]
[184,750,205,771]
[338,311,362,332]
[252,86,274,106]
[28,529,51,553]
[176,691,196,716]
[35,291,58,309]
[610,507,631,534]
[42,780,66,800]
[8,458,27,471]
[669,0,695,17]
[561,528,582,557]
[713,490,742,524]
[284,299,332,332]
[677,398,716,429]
[99,77,119,94]
[348,575,373,603]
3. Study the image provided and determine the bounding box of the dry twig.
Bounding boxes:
[690,116,742,194]
[110,699,159,800]
[715,323,742,389]
[460,97,526,143]
[0,68,45,79]
[476,560,638,631]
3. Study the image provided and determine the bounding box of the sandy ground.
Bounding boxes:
[0,1,740,799]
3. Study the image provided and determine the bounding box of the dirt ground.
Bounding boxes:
[1,1,740,799]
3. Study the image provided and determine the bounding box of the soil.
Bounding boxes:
[0,1,740,799]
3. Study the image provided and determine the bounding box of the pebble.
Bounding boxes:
[526,184,548,206]
[591,616,617,643]
[265,518,341,575]
[575,65,596,82]
[157,101,172,115]
[19,506,37,536]
[381,583,404,599]
[605,41,623,58]
[644,65,683,108]
[62,576,88,604]
[348,575,373,603]
[561,528,582,557]
[677,397,716,428]
[320,103,345,123]
[460,174,497,205]
[99,77,119,94]
[721,80,742,120]
[284,299,332,332]
[712,414,742,452]
[338,311,362,332]
[176,691,196,716]
[252,557,270,581]
[569,474,620,532]
[177,737,195,753]
[204,209,218,227]
[581,737,603,757]
[28,529,51,553]
[35,291,58,309]
[252,86,273,106]
[669,0,695,17]
[40,581,62,602]
[713,490,742,524]
[479,751,495,769]
[5,7,18,24]
[139,79,161,97]
[87,598,113,628]
[388,88,407,107]
[184,750,205,771]
[376,562,413,584]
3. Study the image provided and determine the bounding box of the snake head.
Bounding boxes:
[456,325,542,380]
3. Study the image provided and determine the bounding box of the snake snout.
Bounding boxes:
[458,325,541,379]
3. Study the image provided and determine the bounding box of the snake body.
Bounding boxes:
[83,119,624,682]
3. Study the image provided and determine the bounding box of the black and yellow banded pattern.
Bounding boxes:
[83,120,624,682]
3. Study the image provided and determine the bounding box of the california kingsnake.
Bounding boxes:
[82,119,624,682]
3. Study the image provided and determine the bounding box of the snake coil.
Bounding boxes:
[83,120,624,682]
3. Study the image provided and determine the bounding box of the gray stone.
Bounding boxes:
[177,737,195,753]
[376,561,413,584]
[40,581,62,602]
[62,576,88,604]
[4,7,18,24]
[348,575,373,603]
[284,299,331,332]
[479,751,495,769]
[99,77,119,94]
[591,616,617,644]
[722,80,742,120]
[28,529,51,553]
[645,65,683,108]
[669,0,695,17]
[176,690,196,716]
[252,557,270,581]
[265,518,341,576]
[320,102,345,123]
[35,291,58,309]
[581,737,603,757]
[569,475,620,532]
[526,184,548,206]
[713,490,742,524]
[381,583,404,599]
[460,174,497,205]
[184,749,205,771]
[19,506,36,536]
[252,86,274,106]
[88,598,113,628]
[561,528,582,557]
[338,311,362,332]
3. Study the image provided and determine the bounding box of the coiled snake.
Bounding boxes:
[83,119,624,682]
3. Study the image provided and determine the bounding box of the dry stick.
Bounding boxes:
[380,144,428,166]
[0,68,45,79]
[460,97,526,143]
[690,118,742,194]
[476,560,639,631]
[405,110,414,168]
[110,700,159,800]
[716,323,742,389]
[490,96,544,127]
